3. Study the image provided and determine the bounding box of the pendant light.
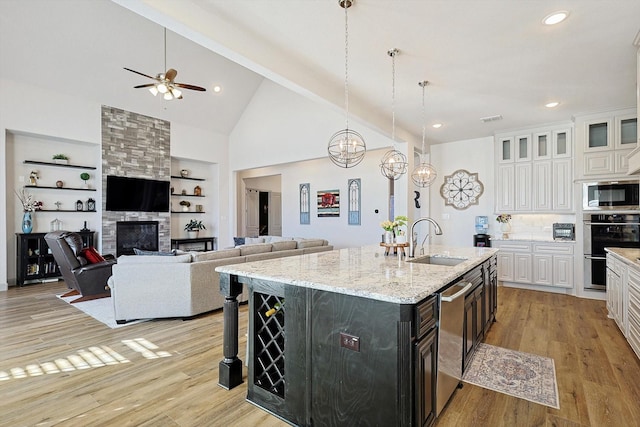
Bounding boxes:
[411,81,437,187]
[380,48,408,180]
[328,0,366,168]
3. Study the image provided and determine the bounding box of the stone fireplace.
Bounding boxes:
[101,106,171,255]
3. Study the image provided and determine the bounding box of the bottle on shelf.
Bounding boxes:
[265,300,285,317]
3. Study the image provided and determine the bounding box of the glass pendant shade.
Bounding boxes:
[328,129,366,168]
[380,149,408,179]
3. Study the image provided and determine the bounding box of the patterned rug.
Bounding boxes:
[462,343,559,409]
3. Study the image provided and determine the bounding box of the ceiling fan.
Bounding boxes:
[124,28,206,100]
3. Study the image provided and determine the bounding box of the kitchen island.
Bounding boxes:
[216,244,498,426]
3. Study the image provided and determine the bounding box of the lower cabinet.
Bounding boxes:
[415,327,437,427]
[16,231,94,286]
[606,251,640,361]
[493,240,574,289]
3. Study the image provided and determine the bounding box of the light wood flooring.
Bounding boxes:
[0,282,638,426]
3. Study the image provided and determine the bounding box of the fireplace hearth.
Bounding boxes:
[116,221,159,256]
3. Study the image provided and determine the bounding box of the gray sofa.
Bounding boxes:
[108,238,332,323]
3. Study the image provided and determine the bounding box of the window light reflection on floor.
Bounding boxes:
[0,339,170,381]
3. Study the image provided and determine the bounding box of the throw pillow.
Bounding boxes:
[81,246,106,264]
[133,248,177,256]
[233,237,245,246]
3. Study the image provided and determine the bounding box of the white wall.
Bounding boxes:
[230,148,402,250]
[429,137,496,247]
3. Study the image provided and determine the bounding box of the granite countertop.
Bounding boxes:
[216,244,498,304]
[605,247,640,267]
[491,235,575,243]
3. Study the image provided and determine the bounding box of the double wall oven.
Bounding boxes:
[583,213,640,290]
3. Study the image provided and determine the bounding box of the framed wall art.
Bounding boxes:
[299,183,310,224]
[317,189,340,217]
[347,178,361,225]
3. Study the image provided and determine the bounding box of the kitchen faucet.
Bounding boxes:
[409,217,443,258]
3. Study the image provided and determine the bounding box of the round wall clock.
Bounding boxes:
[439,169,484,210]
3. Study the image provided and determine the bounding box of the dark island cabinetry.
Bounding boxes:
[238,277,437,427]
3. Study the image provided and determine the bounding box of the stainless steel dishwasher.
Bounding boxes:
[436,281,474,416]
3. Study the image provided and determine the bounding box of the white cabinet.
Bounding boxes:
[628,266,640,359]
[495,124,573,213]
[576,108,637,178]
[493,240,574,289]
[496,165,515,211]
[606,250,640,361]
[496,251,514,282]
[552,159,572,210]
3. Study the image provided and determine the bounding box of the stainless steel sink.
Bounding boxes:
[407,255,467,266]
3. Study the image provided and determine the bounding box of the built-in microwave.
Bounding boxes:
[583,181,639,210]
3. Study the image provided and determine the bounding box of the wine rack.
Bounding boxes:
[254,292,285,398]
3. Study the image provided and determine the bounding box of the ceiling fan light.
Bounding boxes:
[163,92,173,101]
[148,86,159,96]
[157,83,168,94]
[172,88,182,99]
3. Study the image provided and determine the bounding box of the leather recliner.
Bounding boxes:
[44,231,115,302]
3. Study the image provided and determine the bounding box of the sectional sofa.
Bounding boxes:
[108,238,332,323]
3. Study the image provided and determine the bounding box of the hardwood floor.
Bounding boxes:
[1,282,638,426]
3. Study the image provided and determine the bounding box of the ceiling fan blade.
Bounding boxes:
[133,83,157,89]
[123,67,158,80]
[175,82,207,91]
[165,68,178,82]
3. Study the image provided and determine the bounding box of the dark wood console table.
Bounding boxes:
[170,236,217,252]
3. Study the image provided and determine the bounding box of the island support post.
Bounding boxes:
[218,273,244,389]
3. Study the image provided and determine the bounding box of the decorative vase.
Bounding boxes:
[500,222,511,239]
[384,231,393,244]
[187,230,199,239]
[182,205,189,212]
[22,211,33,234]
[396,234,406,244]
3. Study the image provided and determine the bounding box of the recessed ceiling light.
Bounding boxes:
[432,123,442,129]
[543,11,569,25]
[213,85,222,93]
[545,101,560,108]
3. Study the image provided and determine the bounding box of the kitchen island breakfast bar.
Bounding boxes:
[216,244,498,426]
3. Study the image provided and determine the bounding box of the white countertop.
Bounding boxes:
[605,247,640,267]
[216,244,498,304]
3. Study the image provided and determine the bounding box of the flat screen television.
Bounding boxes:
[106,175,170,212]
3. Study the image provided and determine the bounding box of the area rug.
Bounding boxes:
[57,295,150,329]
[462,343,559,409]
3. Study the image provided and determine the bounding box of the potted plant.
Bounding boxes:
[52,154,69,164]
[179,200,191,212]
[184,219,205,238]
[80,172,90,188]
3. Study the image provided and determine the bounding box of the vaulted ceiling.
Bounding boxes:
[2,0,639,150]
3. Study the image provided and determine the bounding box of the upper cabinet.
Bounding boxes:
[575,108,637,179]
[495,123,574,214]
[628,32,640,175]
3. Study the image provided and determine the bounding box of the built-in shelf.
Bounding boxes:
[24,185,96,192]
[171,175,205,181]
[36,209,97,213]
[171,193,204,197]
[24,160,96,170]
[171,211,206,214]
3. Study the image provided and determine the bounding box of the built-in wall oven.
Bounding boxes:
[583,213,640,290]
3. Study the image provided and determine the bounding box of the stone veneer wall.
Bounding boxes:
[101,106,171,255]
